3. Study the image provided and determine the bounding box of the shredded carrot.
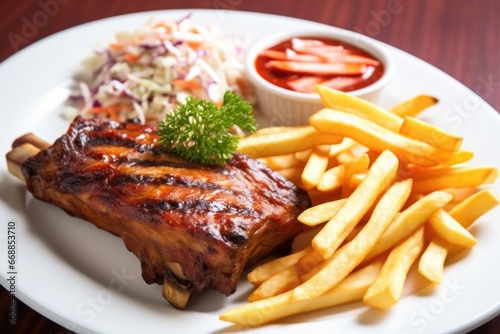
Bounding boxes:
[153,22,173,32]
[186,40,202,49]
[109,42,125,51]
[107,109,120,122]
[86,104,131,121]
[172,79,202,90]
[124,53,140,63]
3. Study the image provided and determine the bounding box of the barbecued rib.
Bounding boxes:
[7,116,311,309]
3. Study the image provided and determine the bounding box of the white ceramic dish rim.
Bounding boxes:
[0,8,499,334]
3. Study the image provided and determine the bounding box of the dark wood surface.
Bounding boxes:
[0,0,498,333]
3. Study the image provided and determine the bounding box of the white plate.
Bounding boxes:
[1,9,499,334]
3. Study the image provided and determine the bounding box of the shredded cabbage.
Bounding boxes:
[66,13,253,123]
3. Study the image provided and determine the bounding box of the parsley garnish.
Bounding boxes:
[158,91,257,165]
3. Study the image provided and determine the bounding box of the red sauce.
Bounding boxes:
[255,37,384,93]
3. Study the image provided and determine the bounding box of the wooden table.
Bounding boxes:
[0,0,498,332]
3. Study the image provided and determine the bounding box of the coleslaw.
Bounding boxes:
[65,13,253,123]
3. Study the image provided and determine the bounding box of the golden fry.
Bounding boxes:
[336,150,357,165]
[363,227,425,310]
[309,109,454,166]
[364,191,453,263]
[419,189,499,284]
[348,173,366,189]
[448,188,500,228]
[317,164,345,192]
[294,148,313,162]
[418,238,449,284]
[249,247,325,301]
[258,153,303,171]
[298,199,347,227]
[276,167,303,187]
[306,189,343,206]
[411,166,498,193]
[399,116,463,152]
[428,210,476,248]
[312,150,399,259]
[248,264,302,301]
[329,138,359,158]
[291,179,412,301]
[301,145,331,190]
[247,247,310,286]
[389,94,439,117]
[219,259,384,327]
[253,126,304,136]
[315,85,404,132]
[342,153,370,197]
[238,125,342,158]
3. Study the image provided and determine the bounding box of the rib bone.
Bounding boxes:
[6,142,41,182]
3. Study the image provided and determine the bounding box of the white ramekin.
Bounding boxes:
[245,29,395,126]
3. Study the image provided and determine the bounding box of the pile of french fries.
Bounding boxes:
[220,85,499,327]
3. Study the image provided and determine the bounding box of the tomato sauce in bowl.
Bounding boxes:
[245,29,394,126]
[254,37,384,94]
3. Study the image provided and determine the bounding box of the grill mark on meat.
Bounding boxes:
[140,199,259,219]
[88,136,151,149]
[116,157,210,170]
[110,173,230,192]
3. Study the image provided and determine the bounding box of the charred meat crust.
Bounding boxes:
[21,116,311,305]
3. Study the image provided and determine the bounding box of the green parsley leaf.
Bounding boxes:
[158,91,257,165]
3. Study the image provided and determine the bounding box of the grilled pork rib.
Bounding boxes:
[11,116,311,309]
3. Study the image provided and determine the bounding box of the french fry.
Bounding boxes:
[342,153,370,197]
[249,247,325,301]
[247,247,310,286]
[315,85,404,132]
[312,150,399,259]
[363,191,453,264]
[297,198,347,227]
[328,137,359,157]
[428,209,476,248]
[399,116,463,152]
[253,126,302,136]
[363,227,425,310]
[294,148,313,163]
[418,238,449,284]
[309,109,454,166]
[389,94,439,117]
[336,149,357,165]
[275,167,303,186]
[238,125,342,158]
[447,188,500,229]
[418,189,499,283]
[411,166,498,193]
[301,145,331,190]
[317,164,345,192]
[398,148,474,172]
[248,264,302,301]
[295,248,325,275]
[291,179,412,301]
[441,149,474,166]
[349,172,366,189]
[219,258,384,327]
[306,188,343,206]
[258,153,302,171]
